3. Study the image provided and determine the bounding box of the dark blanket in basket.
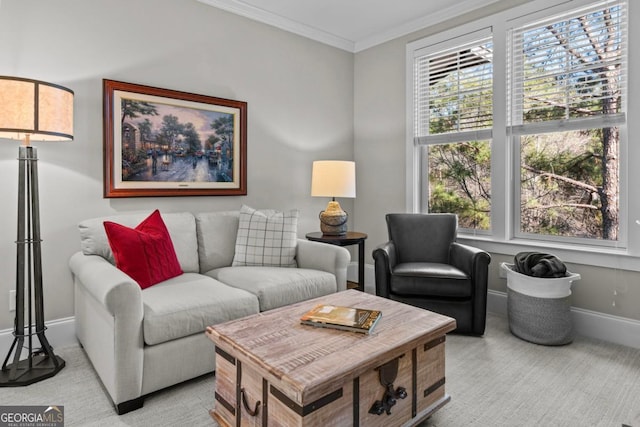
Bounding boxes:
[514,252,567,278]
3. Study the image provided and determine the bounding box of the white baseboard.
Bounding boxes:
[0,316,78,357]
[352,263,640,349]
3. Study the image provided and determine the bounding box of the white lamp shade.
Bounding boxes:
[0,76,74,142]
[311,160,356,198]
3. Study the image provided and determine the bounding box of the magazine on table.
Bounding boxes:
[300,304,382,334]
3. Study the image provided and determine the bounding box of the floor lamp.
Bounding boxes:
[0,76,74,386]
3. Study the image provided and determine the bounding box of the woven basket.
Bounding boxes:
[507,288,574,345]
[502,263,580,346]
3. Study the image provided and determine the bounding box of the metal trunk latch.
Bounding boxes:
[368,357,407,415]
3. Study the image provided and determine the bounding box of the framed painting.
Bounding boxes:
[103,79,247,197]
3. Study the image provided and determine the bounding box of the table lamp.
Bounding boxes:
[311,160,356,235]
[0,76,73,386]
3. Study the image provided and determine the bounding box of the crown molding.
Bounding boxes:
[197,0,355,51]
[197,0,502,53]
[354,0,503,52]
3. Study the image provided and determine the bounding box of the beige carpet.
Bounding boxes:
[2,313,639,426]
[425,316,640,427]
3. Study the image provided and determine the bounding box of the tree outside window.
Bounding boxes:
[511,1,625,241]
[412,0,627,245]
[415,34,493,231]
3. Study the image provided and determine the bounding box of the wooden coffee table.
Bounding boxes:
[206,289,456,427]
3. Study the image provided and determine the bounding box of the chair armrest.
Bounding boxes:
[296,239,351,292]
[372,241,397,298]
[449,242,491,280]
[450,242,491,335]
[69,252,144,406]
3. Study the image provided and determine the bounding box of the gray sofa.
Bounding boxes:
[69,210,350,414]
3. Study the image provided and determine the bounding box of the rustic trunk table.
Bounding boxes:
[206,289,456,427]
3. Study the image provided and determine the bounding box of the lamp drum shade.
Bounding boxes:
[311,160,356,198]
[0,76,74,142]
[311,160,355,235]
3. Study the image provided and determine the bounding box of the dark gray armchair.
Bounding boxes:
[373,213,491,335]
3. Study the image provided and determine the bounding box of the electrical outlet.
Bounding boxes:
[9,290,16,312]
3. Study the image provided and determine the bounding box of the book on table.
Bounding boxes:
[300,304,382,334]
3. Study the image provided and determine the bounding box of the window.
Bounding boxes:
[509,1,627,243]
[413,30,493,231]
[409,0,628,248]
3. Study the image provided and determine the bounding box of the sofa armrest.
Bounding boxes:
[70,252,144,317]
[69,252,144,407]
[295,239,351,292]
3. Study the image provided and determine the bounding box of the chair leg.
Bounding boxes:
[116,397,144,415]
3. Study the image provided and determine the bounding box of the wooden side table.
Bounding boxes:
[305,231,368,291]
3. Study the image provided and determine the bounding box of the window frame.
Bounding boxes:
[412,28,494,234]
[508,1,628,247]
[406,0,637,270]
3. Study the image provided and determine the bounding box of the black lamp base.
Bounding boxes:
[0,355,65,387]
[0,145,65,388]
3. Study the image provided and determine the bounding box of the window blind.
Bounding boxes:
[414,34,493,145]
[508,0,627,135]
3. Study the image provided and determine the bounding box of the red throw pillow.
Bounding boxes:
[104,210,183,289]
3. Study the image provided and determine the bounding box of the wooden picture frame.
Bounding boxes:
[103,79,247,197]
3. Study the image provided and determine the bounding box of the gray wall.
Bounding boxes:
[353,1,640,321]
[1,0,638,332]
[0,0,354,330]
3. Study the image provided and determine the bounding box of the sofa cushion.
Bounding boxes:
[206,266,336,311]
[195,211,240,272]
[232,205,298,267]
[104,210,183,289]
[79,211,199,273]
[142,273,259,346]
